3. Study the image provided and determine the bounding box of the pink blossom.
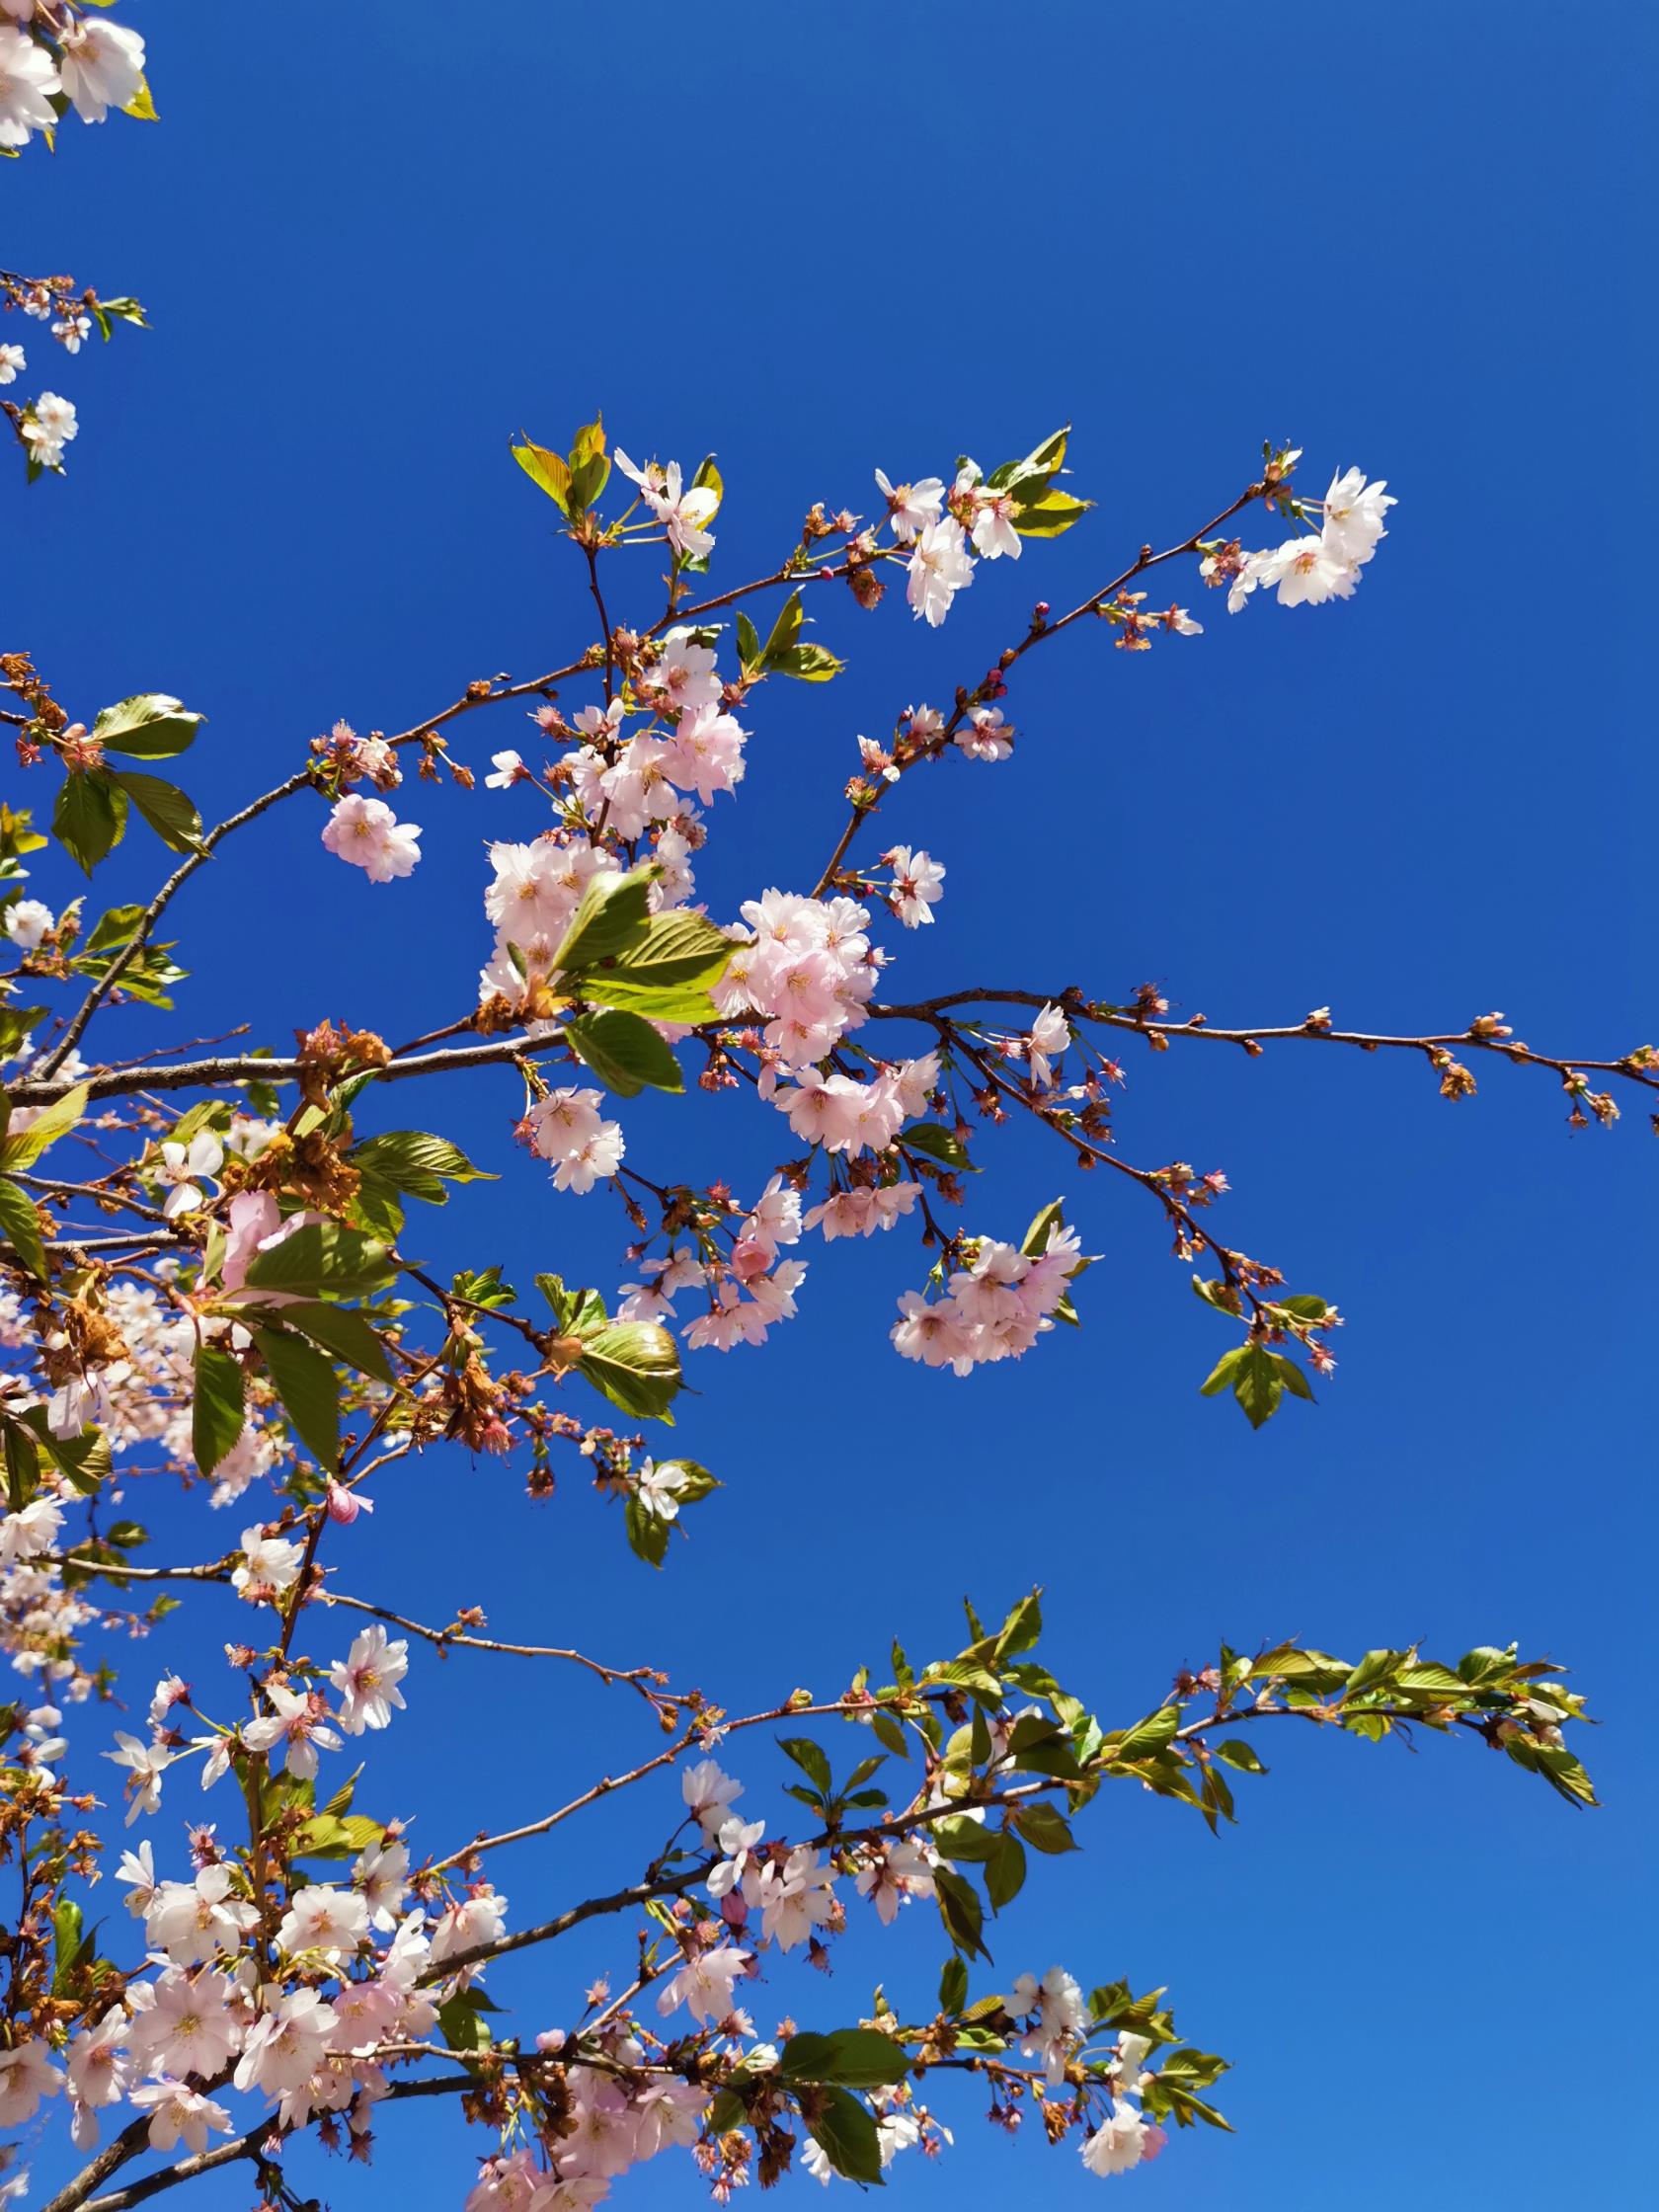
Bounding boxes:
[321,794,422,882]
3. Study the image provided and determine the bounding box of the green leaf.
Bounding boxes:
[251,1326,341,1471]
[191,1343,246,1476]
[243,1222,394,1300]
[453,1265,516,1311]
[3,1415,40,1508]
[565,1008,684,1098]
[777,1736,832,1795]
[870,1710,908,1759]
[1021,1200,1066,1257]
[1273,1351,1315,1402]
[987,425,1070,501]
[82,902,147,955]
[931,1815,999,1864]
[1212,1740,1268,1776]
[281,1302,394,1384]
[435,1988,496,2056]
[780,2028,910,2089]
[0,1007,46,1061]
[535,1273,608,1336]
[994,1589,1044,1659]
[1012,1800,1077,1854]
[1114,1705,1180,1761]
[808,2088,884,2186]
[0,1177,46,1278]
[53,771,127,876]
[1230,1346,1284,1427]
[900,1121,975,1171]
[0,1079,89,1170]
[736,611,761,672]
[351,1130,494,1204]
[30,1414,111,1494]
[1343,1648,1403,1698]
[938,1955,969,2014]
[565,976,721,1023]
[567,416,610,513]
[761,591,805,664]
[569,907,733,1013]
[106,770,205,855]
[933,1865,989,1960]
[1198,1345,1246,1397]
[1012,487,1092,537]
[552,865,657,975]
[655,1457,717,1504]
[513,434,572,515]
[52,1898,91,1996]
[623,1495,671,1567]
[92,695,202,760]
[575,1322,680,1423]
[766,642,845,682]
[985,1831,1027,1912]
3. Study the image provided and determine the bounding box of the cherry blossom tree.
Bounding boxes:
[0,10,1632,2209]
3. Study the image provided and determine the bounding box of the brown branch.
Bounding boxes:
[317,1588,671,1702]
[869,991,1659,1098]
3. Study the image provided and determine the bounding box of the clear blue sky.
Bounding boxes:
[13,3,1656,2204]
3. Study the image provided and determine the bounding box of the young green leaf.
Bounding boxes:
[0,1177,46,1278]
[985,1830,1028,1912]
[251,1326,341,1470]
[243,1222,394,1300]
[92,694,203,759]
[53,772,128,876]
[777,1736,832,1795]
[106,770,205,855]
[623,1496,672,1568]
[552,866,657,975]
[807,2088,885,2185]
[280,1301,394,1384]
[0,1079,89,1170]
[350,1130,494,1204]
[900,1122,976,1171]
[575,1322,681,1423]
[191,1342,246,1476]
[565,1008,684,1098]
[513,434,572,514]
[779,2028,910,2089]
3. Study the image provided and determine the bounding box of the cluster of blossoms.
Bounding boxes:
[525,1086,626,1194]
[718,891,883,1068]
[1206,464,1395,612]
[0,4,145,150]
[873,456,1028,627]
[0,1589,440,2186]
[0,1111,296,1513]
[893,1218,1085,1376]
[3,263,145,477]
[321,793,423,882]
[615,1176,810,1351]
[464,2047,708,2210]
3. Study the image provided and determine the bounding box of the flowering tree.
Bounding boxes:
[0,11,1638,2208]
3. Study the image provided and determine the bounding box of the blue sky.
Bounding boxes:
[12,2,1657,2204]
